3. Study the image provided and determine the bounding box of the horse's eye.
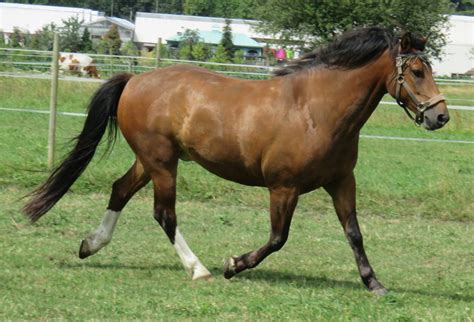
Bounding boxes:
[412,69,424,78]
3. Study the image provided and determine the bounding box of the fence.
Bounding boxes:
[0,47,272,80]
[2,46,474,84]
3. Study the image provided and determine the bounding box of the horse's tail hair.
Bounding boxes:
[23,73,133,222]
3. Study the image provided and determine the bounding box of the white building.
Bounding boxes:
[133,12,269,49]
[82,17,135,43]
[0,2,102,35]
[432,15,474,76]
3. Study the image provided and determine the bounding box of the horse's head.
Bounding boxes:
[387,32,449,130]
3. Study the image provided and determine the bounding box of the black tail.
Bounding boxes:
[23,73,133,222]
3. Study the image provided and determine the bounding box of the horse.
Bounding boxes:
[24,27,449,295]
[58,52,100,78]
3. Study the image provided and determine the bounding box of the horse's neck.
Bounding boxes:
[298,57,391,138]
[332,67,387,136]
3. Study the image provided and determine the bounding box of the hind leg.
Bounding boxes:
[79,160,150,259]
[150,166,211,280]
[148,148,211,280]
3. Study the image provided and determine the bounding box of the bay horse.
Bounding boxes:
[24,28,449,295]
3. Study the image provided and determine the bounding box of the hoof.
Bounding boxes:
[192,272,213,281]
[223,256,237,279]
[78,239,92,259]
[192,266,212,281]
[371,287,389,296]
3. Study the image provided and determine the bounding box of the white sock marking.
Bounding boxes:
[174,227,211,280]
[84,213,210,279]
[85,209,121,253]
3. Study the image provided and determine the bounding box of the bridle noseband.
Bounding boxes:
[394,55,445,125]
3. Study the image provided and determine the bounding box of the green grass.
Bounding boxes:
[1,191,473,320]
[0,77,473,320]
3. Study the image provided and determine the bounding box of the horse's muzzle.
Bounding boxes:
[423,107,450,131]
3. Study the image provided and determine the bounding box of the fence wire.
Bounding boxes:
[2,47,474,84]
[0,47,272,80]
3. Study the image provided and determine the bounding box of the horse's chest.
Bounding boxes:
[299,141,358,191]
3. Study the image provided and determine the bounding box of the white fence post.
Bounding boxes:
[48,33,59,171]
[156,37,162,68]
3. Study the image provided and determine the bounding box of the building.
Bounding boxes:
[0,2,135,48]
[431,15,474,77]
[0,2,102,35]
[133,12,269,50]
[81,17,135,43]
[166,29,263,58]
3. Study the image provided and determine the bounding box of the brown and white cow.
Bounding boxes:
[59,53,100,78]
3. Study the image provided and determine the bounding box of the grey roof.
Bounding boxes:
[83,16,135,30]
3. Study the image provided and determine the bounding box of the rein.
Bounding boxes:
[394,55,445,125]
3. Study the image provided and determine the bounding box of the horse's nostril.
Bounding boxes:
[437,113,449,124]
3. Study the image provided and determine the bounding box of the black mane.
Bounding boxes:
[274,27,398,76]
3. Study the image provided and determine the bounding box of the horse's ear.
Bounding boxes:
[415,36,428,52]
[400,32,412,53]
[421,36,428,46]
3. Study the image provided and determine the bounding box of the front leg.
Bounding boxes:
[325,173,387,295]
[224,187,298,278]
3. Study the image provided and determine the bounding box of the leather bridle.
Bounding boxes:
[394,54,445,125]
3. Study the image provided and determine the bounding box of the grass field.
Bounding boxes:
[0,77,473,320]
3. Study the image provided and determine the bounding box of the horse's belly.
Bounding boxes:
[184,149,265,187]
[197,162,265,186]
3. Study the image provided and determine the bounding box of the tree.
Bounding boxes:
[30,23,56,51]
[94,39,108,55]
[183,0,213,16]
[210,44,229,63]
[183,0,258,18]
[233,49,245,64]
[121,40,139,56]
[191,42,209,61]
[22,32,33,48]
[452,0,474,15]
[60,16,83,52]
[213,0,258,19]
[112,0,183,20]
[10,27,24,48]
[158,0,184,14]
[103,24,122,55]
[80,27,93,52]
[0,31,6,47]
[178,28,201,60]
[255,0,454,60]
[220,19,235,60]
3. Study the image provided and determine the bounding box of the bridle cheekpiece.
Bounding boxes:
[394,54,445,125]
